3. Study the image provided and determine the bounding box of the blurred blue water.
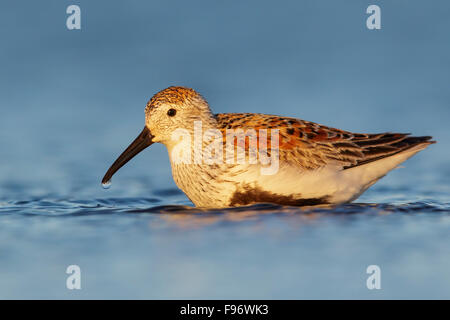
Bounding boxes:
[0,0,449,299]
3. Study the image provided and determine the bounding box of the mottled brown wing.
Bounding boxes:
[215,113,435,170]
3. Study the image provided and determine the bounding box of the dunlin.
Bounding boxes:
[102,86,435,208]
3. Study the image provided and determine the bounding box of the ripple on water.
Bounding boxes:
[0,196,449,221]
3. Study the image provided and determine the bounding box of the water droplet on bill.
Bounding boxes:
[102,181,111,189]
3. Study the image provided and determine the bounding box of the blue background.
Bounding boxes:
[0,0,449,299]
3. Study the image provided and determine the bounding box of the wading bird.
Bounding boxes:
[102,86,434,208]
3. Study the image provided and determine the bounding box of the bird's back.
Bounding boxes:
[208,113,435,207]
[215,112,435,171]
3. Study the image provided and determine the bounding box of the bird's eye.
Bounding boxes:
[167,108,177,117]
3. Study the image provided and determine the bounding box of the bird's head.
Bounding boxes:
[102,86,215,185]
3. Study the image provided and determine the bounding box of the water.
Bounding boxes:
[1,0,450,299]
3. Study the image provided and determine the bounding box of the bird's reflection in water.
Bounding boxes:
[126,202,388,230]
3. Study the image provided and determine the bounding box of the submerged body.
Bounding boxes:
[102,87,435,208]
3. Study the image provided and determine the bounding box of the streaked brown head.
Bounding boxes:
[101,86,215,185]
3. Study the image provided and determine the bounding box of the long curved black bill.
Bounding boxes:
[102,127,154,185]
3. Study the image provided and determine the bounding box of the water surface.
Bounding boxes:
[1,0,449,299]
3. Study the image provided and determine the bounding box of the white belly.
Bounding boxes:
[169,144,426,208]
